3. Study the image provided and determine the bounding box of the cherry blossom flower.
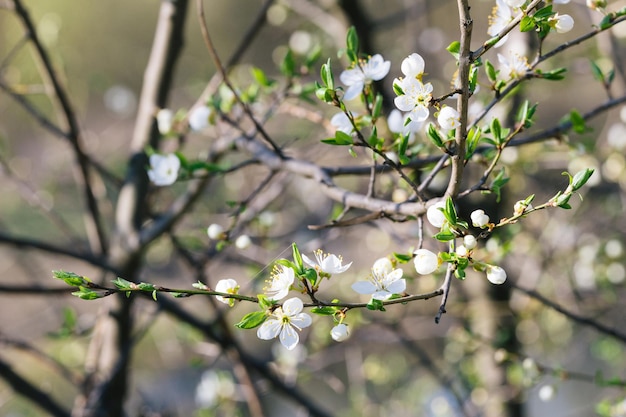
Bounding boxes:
[147,153,180,186]
[456,245,469,257]
[437,106,461,132]
[264,265,295,300]
[215,278,239,306]
[488,0,516,47]
[235,235,252,249]
[463,234,477,249]
[514,200,533,216]
[303,250,352,275]
[189,105,212,131]
[498,52,530,80]
[156,109,173,135]
[413,249,439,275]
[340,54,390,101]
[471,209,490,228]
[400,53,426,79]
[394,77,433,123]
[486,265,507,284]
[257,297,312,350]
[330,323,350,342]
[426,201,447,228]
[352,257,406,301]
[330,112,355,134]
[207,224,224,240]
[551,13,574,33]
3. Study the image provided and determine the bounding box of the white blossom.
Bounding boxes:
[437,106,461,132]
[463,234,477,249]
[514,200,533,216]
[413,249,439,275]
[426,201,447,228]
[330,323,350,342]
[393,77,433,123]
[505,0,525,7]
[486,265,507,284]
[257,297,312,350]
[340,54,390,101]
[586,0,606,10]
[302,250,352,275]
[215,278,239,306]
[471,209,490,228]
[352,257,406,301]
[189,105,212,131]
[552,13,574,33]
[498,52,530,80]
[264,265,295,300]
[147,153,180,186]
[207,223,224,240]
[538,384,556,402]
[330,112,355,135]
[400,53,426,79]
[156,108,174,135]
[235,235,252,249]
[456,245,469,257]
[488,0,515,47]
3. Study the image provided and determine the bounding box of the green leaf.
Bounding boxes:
[311,306,338,316]
[444,196,458,225]
[446,41,460,59]
[71,287,101,300]
[257,294,274,310]
[280,49,296,77]
[520,16,536,32]
[251,67,274,87]
[112,277,133,290]
[346,27,359,63]
[466,127,481,160]
[517,100,537,129]
[320,59,334,89]
[533,5,554,19]
[137,282,156,292]
[490,168,510,203]
[393,82,404,96]
[235,311,268,329]
[537,67,567,81]
[366,298,386,311]
[569,110,588,134]
[434,229,456,242]
[53,270,88,287]
[292,242,304,273]
[393,252,413,263]
[485,59,497,82]
[427,123,444,148]
[490,117,503,145]
[590,60,604,83]
[372,93,383,120]
[571,168,595,191]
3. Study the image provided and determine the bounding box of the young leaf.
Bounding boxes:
[235,311,267,329]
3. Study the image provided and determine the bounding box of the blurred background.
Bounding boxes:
[1,0,626,416]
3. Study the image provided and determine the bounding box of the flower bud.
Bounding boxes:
[486,265,507,284]
[463,234,477,249]
[413,249,439,275]
[330,323,350,342]
[471,209,490,228]
[207,224,225,240]
[426,201,447,228]
[235,235,252,249]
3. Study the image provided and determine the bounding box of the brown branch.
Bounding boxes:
[12,0,108,255]
[510,282,626,344]
[0,357,70,417]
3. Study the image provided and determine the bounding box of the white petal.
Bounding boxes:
[414,249,439,275]
[386,278,406,294]
[426,201,447,228]
[282,297,304,315]
[343,83,363,101]
[330,324,350,342]
[410,106,430,123]
[339,68,363,85]
[372,290,392,300]
[290,313,312,329]
[301,254,316,268]
[387,109,404,133]
[189,105,212,131]
[279,324,300,350]
[394,95,416,112]
[257,319,282,340]
[352,281,377,295]
[401,53,425,78]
